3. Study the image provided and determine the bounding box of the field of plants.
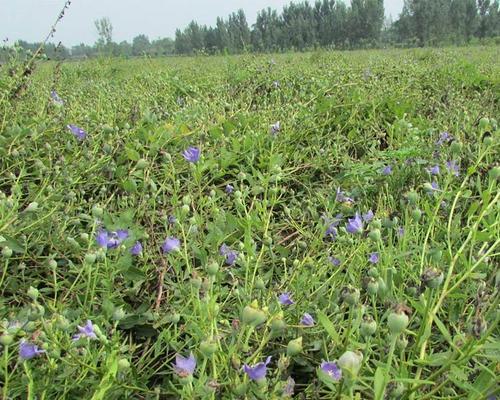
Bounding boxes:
[0,46,499,399]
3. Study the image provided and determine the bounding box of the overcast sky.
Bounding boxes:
[0,0,404,46]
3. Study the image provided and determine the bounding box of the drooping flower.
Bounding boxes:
[328,256,341,267]
[182,147,201,163]
[168,215,177,225]
[381,165,392,175]
[243,356,272,381]
[320,361,342,381]
[362,210,374,223]
[300,313,315,326]
[346,213,363,234]
[225,184,234,194]
[270,121,281,136]
[446,160,460,177]
[67,124,87,141]
[19,340,45,360]
[130,241,143,256]
[174,353,196,377]
[72,320,97,341]
[336,188,353,204]
[325,224,337,240]
[428,165,440,175]
[278,292,294,306]
[162,237,180,254]
[220,244,238,266]
[397,227,405,238]
[96,229,129,249]
[368,252,379,264]
[50,90,64,106]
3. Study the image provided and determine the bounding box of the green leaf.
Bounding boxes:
[374,366,386,400]
[122,266,147,282]
[316,310,339,343]
[125,146,140,161]
[0,234,25,253]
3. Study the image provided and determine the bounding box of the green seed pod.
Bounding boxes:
[27,286,39,301]
[92,205,104,218]
[360,316,377,337]
[368,229,381,242]
[206,261,219,276]
[2,246,13,259]
[366,278,379,296]
[112,307,126,321]
[118,358,130,371]
[200,339,218,357]
[242,305,266,326]
[483,136,493,146]
[191,277,202,289]
[234,190,242,199]
[255,277,266,291]
[209,189,216,198]
[411,208,422,221]
[181,204,190,215]
[368,267,379,278]
[371,219,382,229]
[387,311,409,336]
[25,202,39,212]
[298,241,307,250]
[478,117,490,131]
[136,159,148,169]
[406,191,419,205]
[489,166,500,180]
[286,337,303,356]
[84,253,97,265]
[396,335,408,351]
[292,259,300,268]
[0,334,14,346]
[341,286,360,306]
[338,350,363,377]
[421,268,444,289]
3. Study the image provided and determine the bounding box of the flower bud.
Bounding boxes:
[270,316,286,334]
[489,166,500,181]
[255,277,266,290]
[181,204,190,215]
[136,159,148,169]
[406,191,419,205]
[367,267,379,278]
[286,337,303,356]
[112,307,126,321]
[241,305,266,327]
[371,219,382,230]
[25,202,39,212]
[338,350,363,377]
[366,278,379,296]
[396,335,408,351]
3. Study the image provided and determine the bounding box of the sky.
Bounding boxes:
[0,0,405,47]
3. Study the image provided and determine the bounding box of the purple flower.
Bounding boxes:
[283,377,295,396]
[320,361,342,381]
[130,241,142,256]
[346,213,363,234]
[182,147,201,163]
[243,356,272,381]
[436,131,452,146]
[19,340,45,360]
[381,165,392,175]
[50,90,64,106]
[336,188,353,203]
[300,313,315,326]
[270,121,280,135]
[96,229,129,249]
[174,353,196,377]
[278,292,294,306]
[325,224,337,240]
[362,210,374,223]
[162,237,180,254]
[446,160,460,177]
[368,252,379,264]
[428,165,440,175]
[67,124,87,141]
[329,256,341,267]
[72,320,97,341]
[225,184,234,194]
[168,215,177,225]
[397,227,405,238]
[220,244,238,266]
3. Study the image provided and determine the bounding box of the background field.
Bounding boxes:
[0,46,499,399]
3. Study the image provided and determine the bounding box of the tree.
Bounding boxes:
[132,34,150,56]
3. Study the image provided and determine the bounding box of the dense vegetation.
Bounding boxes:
[0,46,499,399]
[2,0,500,61]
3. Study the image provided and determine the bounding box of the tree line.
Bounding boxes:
[2,0,499,60]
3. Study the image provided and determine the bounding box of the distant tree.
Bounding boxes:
[132,34,150,56]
